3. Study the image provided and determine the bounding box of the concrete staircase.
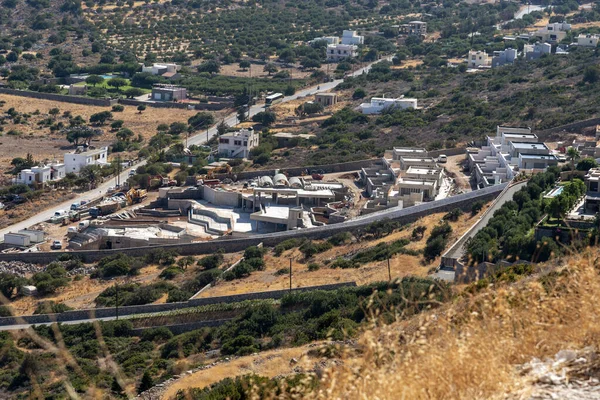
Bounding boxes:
[188,208,233,235]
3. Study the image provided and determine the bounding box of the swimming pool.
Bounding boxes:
[544,186,564,199]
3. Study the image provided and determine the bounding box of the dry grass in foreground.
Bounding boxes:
[271,250,600,399]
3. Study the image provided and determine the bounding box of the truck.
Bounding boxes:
[89,201,120,218]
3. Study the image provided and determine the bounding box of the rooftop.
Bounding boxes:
[518,154,558,160]
[68,147,107,156]
[511,142,549,150]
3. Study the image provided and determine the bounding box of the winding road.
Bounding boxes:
[0,57,390,241]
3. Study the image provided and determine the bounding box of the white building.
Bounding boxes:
[491,48,517,68]
[468,50,490,68]
[15,162,66,185]
[327,44,358,61]
[218,128,259,158]
[311,36,339,45]
[359,96,418,114]
[535,22,571,43]
[524,42,552,60]
[468,126,557,188]
[142,63,180,76]
[64,147,108,173]
[341,30,364,45]
[577,34,599,48]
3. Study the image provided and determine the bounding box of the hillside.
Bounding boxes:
[172,250,600,399]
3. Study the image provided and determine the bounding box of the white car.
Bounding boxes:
[51,240,62,250]
[437,154,448,163]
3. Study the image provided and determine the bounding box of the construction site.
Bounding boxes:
[1,149,466,253]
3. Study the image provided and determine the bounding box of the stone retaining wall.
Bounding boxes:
[0,88,115,107]
[0,282,356,327]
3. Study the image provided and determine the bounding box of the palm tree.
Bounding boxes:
[567,147,580,176]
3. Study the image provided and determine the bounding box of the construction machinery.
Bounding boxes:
[126,188,148,205]
[311,169,325,180]
[148,175,177,189]
[89,201,120,218]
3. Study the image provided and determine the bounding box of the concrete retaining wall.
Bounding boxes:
[202,186,241,207]
[217,159,381,181]
[538,117,600,137]
[0,88,115,107]
[118,98,194,110]
[130,319,230,335]
[0,184,505,264]
[0,282,356,327]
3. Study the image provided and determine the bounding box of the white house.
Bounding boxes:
[341,30,364,45]
[524,42,552,60]
[142,63,180,76]
[218,128,259,158]
[327,44,358,61]
[468,50,490,68]
[64,147,108,173]
[359,96,418,114]
[535,22,571,43]
[577,34,599,48]
[311,36,339,45]
[491,48,517,68]
[15,162,66,185]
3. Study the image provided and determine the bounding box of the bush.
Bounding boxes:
[411,226,426,241]
[328,232,352,246]
[443,208,463,222]
[307,263,320,271]
[244,246,264,260]
[141,327,173,343]
[197,252,224,270]
[31,263,70,296]
[33,301,73,315]
[159,267,184,280]
[299,240,332,259]
[329,258,359,269]
[471,200,485,215]
[273,239,301,256]
[221,335,258,356]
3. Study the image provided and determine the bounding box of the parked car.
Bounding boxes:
[438,154,448,163]
[51,240,62,250]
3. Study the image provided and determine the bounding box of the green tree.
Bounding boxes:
[107,77,128,91]
[263,63,277,75]
[239,60,251,71]
[116,128,134,142]
[137,104,147,113]
[48,107,60,119]
[188,112,214,130]
[85,75,104,87]
[252,111,276,126]
[124,87,144,98]
[138,371,153,394]
[89,111,113,125]
[583,66,600,84]
[197,60,221,74]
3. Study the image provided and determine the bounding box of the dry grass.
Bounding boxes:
[199,210,484,298]
[0,93,199,169]
[290,250,600,399]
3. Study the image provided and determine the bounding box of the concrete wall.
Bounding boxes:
[538,117,600,138]
[202,186,241,207]
[0,184,505,264]
[0,88,115,107]
[0,282,356,327]
[217,159,381,180]
[118,98,193,110]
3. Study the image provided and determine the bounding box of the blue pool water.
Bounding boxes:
[545,186,564,198]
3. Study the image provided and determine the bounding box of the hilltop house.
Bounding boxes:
[151,84,187,101]
[341,30,364,45]
[535,22,571,43]
[491,48,517,68]
[468,50,490,68]
[577,34,599,48]
[524,42,552,60]
[359,96,417,114]
[399,21,427,36]
[218,128,259,158]
[64,147,108,173]
[15,162,66,185]
[327,44,358,61]
[142,63,181,79]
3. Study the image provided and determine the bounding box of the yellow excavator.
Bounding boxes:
[126,188,148,205]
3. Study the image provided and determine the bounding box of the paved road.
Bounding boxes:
[496,4,549,29]
[0,57,391,241]
[443,180,528,261]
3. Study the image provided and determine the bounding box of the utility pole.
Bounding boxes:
[115,283,119,320]
[289,257,293,292]
[115,155,121,188]
[387,256,391,282]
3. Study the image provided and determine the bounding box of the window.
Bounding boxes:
[243,141,248,146]
[234,140,242,146]
[219,138,229,144]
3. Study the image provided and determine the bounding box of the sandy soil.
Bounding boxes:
[198,209,486,298]
[443,154,471,191]
[163,345,326,399]
[0,93,200,170]
[10,264,163,315]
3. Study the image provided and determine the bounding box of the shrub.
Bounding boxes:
[329,258,359,269]
[273,239,301,256]
[411,226,426,241]
[443,208,463,222]
[159,267,184,280]
[221,335,258,356]
[307,263,320,271]
[33,301,73,315]
[141,327,173,343]
[471,200,485,215]
[328,232,352,246]
[197,252,224,270]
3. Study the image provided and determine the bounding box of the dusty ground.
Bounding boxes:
[0,190,76,231]
[199,208,486,298]
[0,94,202,170]
[443,154,472,191]
[9,264,163,315]
[391,59,424,69]
[162,345,327,399]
